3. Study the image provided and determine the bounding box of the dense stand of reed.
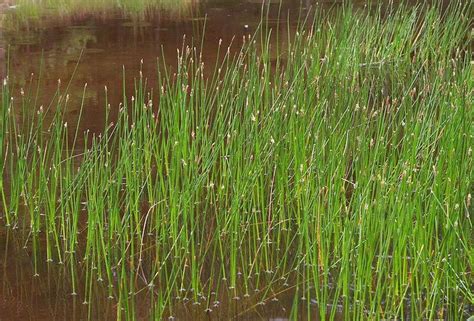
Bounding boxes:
[1,1,473,320]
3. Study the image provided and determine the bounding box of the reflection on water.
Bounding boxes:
[0,0,411,134]
[0,229,340,320]
[2,0,303,136]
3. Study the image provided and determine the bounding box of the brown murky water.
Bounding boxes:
[0,0,407,134]
[0,0,428,320]
[0,230,341,321]
[2,0,299,136]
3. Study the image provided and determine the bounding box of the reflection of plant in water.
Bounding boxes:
[55,29,97,57]
[6,28,97,81]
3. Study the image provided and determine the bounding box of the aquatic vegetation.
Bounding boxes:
[1,0,201,30]
[0,1,473,320]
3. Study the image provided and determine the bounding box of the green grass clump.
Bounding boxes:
[1,1,473,320]
[2,0,199,30]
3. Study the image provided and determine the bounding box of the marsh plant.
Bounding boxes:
[2,0,201,30]
[0,1,473,320]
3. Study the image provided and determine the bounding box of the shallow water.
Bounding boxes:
[0,0,413,135]
[0,230,344,321]
[0,0,441,320]
[2,0,298,136]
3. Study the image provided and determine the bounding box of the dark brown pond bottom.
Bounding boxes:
[0,0,435,320]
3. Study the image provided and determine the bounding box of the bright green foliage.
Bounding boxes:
[0,2,472,320]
